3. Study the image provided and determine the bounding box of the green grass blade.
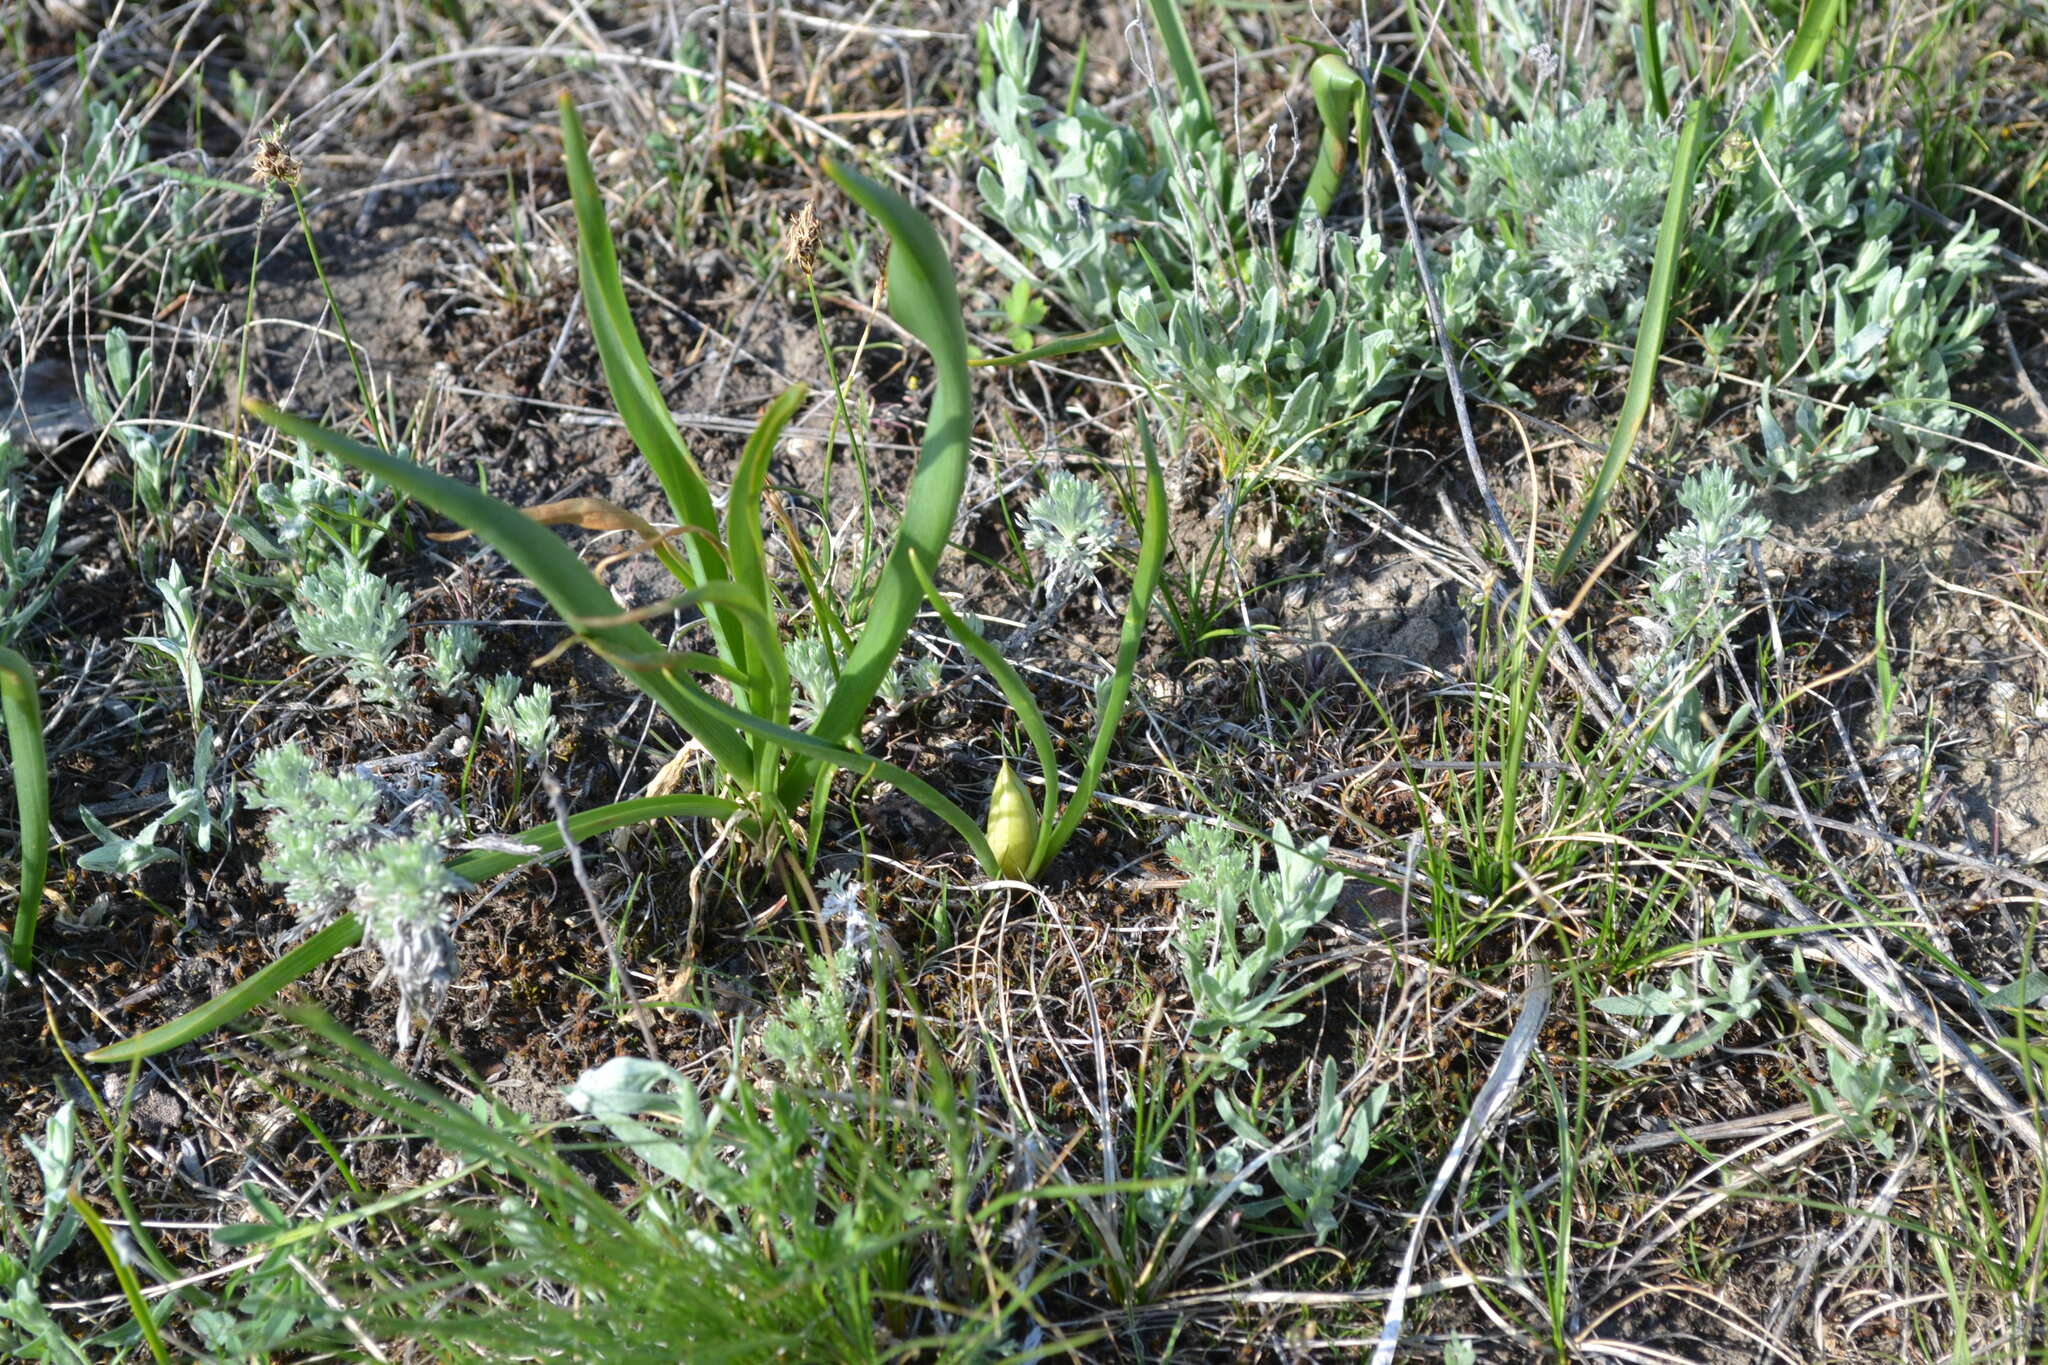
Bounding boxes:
[808,160,972,756]
[1145,0,1216,138]
[1036,419,1168,873]
[68,1191,170,1363]
[87,915,365,1065]
[0,648,47,972]
[724,384,807,725]
[1555,104,1705,578]
[559,94,746,673]
[968,326,1119,368]
[1783,0,1841,82]
[707,688,999,876]
[247,399,757,783]
[85,794,739,1064]
[1639,0,1670,121]
[907,549,1061,843]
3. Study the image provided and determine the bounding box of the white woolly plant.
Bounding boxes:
[249,743,463,1046]
[482,673,557,769]
[290,554,412,707]
[423,624,482,696]
[1021,471,1122,601]
[1630,467,1770,777]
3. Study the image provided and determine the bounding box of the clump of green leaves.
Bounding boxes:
[0,1104,84,1358]
[76,727,224,876]
[979,7,1996,484]
[975,3,1190,323]
[79,563,226,874]
[1688,76,1997,478]
[1214,1060,1388,1244]
[228,446,393,570]
[1595,946,1767,1068]
[1167,821,1346,1071]
[82,327,179,521]
[1799,1001,1928,1158]
[250,745,462,1044]
[1,96,219,307]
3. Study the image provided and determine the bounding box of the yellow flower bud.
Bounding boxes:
[985,760,1038,881]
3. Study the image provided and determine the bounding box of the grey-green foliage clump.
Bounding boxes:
[1215,1060,1388,1244]
[290,555,412,707]
[1630,466,1769,776]
[0,1104,83,1358]
[1434,97,1675,347]
[1595,949,1766,1068]
[482,672,556,768]
[1689,76,1996,482]
[1168,821,1346,1071]
[250,744,463,1044]
[1021,470,1121,598]
[975,2,1230,324]
[0,434,67,647]
[229,445,394,570]
[2,98,217,305]
[423,624,481,695]
[978,7,1995,481]
[82,327,179,520]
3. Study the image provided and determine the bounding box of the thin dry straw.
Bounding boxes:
[1369,964,1552,1365]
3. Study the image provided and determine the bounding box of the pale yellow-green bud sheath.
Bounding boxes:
[986,760,1037,881]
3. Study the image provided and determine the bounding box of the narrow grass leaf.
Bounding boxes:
[968,325,1119,368]
[1556,104,1706,577]
[1037,418,1168,872]
[67,1190,170,1363]
[0,647,47,972]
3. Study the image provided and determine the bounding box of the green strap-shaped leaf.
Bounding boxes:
[1,647,49,972]
[1783,0,1841,83]
[1037,418,1169,873]
[696,683,999,876]
[245,400,757,782]
[1306,54,1367,220]
[807,159,973,764]
[85,794,740,1064]
[968,326,1119,368]
[1556,104,1706,577]
[724,384,807,730]
[559,94,747,676]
